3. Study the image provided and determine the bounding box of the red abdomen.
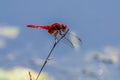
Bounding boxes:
[27,24,50,30]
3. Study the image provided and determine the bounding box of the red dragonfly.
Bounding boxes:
[27,23,82,80]
[27,23,82,49]
[27,23,67,41]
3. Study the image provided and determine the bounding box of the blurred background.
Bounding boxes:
[0,0,120,80]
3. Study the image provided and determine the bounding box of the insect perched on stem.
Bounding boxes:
[27,23,82,48]
[27,23,67,42]
[27,23,82,80]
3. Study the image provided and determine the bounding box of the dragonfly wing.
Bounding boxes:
[69,31,82,48]
[62,31,82,49]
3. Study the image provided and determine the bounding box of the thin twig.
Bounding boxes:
[29,71,32,80]
[35,29,69,80]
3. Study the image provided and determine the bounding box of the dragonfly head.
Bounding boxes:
[61,24,67,32]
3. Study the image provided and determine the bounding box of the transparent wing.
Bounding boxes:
[61,31,82,49]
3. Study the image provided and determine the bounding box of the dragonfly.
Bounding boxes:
[27,23,82,49]
[27,23,82,80]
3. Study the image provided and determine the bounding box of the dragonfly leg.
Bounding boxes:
[54,31,58,42]
[59,30,65,36]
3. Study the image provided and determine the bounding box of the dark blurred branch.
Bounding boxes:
[29,71,32,80]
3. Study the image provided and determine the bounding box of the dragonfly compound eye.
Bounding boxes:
[61,24,67,32]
